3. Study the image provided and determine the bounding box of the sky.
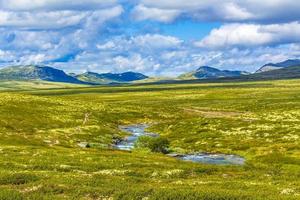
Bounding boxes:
[0,0,300,76]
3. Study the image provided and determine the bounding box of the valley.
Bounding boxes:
[0,79,299,199]
[2,1,300,199]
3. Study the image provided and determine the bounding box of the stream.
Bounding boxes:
[115,124,245,165]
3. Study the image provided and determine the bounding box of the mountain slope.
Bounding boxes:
[256,59,300,73]
[0,65,84,84]
[247,65,300,80]
[179,66,248,80]
[76,71,149,84]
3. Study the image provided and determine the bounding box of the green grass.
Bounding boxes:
[0,79,299,199]
[0,80,88,91]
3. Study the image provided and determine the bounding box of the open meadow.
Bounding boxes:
[0,79,299,199]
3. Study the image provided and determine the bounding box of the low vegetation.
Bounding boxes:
[134,136,170,153]
[0,79,299,199]
[0,80,87,91]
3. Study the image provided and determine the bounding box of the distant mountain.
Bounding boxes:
[256,59,300,73]
[76,71,149,84]
[245,65,300,80]
[0,65,84,84]
[144,65,300,86]
[179,66,249,80]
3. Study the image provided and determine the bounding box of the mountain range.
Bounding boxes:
[241,65,300,80]
[0,59,300,85]
[76,71,148,84]
[255,59,300,73]
[179,66,249,80]
[0,65,149,85]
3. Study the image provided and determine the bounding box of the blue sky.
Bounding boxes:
[0,0,300,76]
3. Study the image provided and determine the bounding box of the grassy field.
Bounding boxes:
[0,79,299,199]
[0,81,88,91]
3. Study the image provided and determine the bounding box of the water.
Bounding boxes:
[172,153,245,165]
[116,124,158,151]
[116,124,245,165]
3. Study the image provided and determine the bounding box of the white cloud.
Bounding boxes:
[96,34,182,52]
[112,54,153,72]
[0,6,123,29]
[55,32,300,76]
[0,0,117,11]
[196,22,300,49]
[0,31,59,51]
[2,29,300,76]
[133,0,300,23]
[132,34,183,49]
[0,11,86,29]
[160,51,188,60]
[0,0,300,76]
[19,54,53,64]
[97,41,116,50]
[131,4,180,23]
[0,50,16,62]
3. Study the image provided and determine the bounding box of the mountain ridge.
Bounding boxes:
[246,65,300,80]
[0,65,84,84]
[76,71,149,84]
[256,59,300,73]
[179,66,249,80]
[1,60,300,85]
[0,65,149,85]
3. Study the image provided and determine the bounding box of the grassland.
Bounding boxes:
[0,80,88,91]
[0,79,299,199]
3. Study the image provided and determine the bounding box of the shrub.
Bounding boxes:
[134,136,170,153]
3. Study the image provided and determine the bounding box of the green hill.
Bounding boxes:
[0,65,84,84]
[179,66,249,80]
[76,71,149,84]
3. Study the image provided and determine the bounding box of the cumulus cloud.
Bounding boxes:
[0,6,123,29]
[0,0,117,11]
[196,22,300,49]
[19,54,54,65]
[53,32,300,76]
[2,29,300,76]
[1,26,300,76]
[133,34,183,49]
[0,0,123,29]
[0,50,16,62]
[96,34,182,51]
[0,30,59,51]
[0,11,86,29]
[205,46,300,72]
[91,34,184,75]
[0,0,300,76]
[131,4,180,23]
[132,0,300,23]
